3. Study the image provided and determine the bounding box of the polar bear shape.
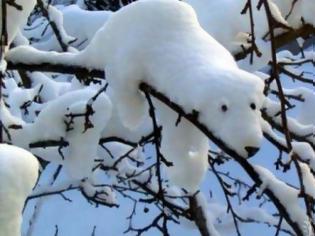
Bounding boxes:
[78,0,265,154]
[7,0,265,192]
[78,0,265,191]
[0,144,39,236]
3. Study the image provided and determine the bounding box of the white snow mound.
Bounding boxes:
[1,0,36,46]
[0,144,39,236]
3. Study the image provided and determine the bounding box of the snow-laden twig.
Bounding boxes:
[261,0,314,232]
[26,165,62,236]
[36,0,75,52]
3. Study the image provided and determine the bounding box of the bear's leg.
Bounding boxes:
[157,101,209,193]
[106,62,147,131]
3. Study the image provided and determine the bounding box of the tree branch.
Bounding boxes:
[6,61,104,78]
[234,24,315,61]
[6,25,315,74]
[189,195,211,236]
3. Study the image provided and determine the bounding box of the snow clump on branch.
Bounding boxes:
[1,88,112,180]
[0,144,39,236]
[1,0,36,47]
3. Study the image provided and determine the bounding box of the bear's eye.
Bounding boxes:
[221,104,228,112]
[250,103,256,110]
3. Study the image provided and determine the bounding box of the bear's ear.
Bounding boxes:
[114,91,147,131]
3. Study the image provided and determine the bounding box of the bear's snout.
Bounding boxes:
[245,146,260,158]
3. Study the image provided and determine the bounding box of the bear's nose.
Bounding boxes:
[245,146,260,157]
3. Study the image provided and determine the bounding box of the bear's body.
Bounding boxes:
[80,0,264,151]
[78,0,265,191]
[81,0,242,129]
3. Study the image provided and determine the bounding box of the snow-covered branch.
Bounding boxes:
[138,82,307,235]
[1,0,315,235]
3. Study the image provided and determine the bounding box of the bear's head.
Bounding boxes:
[198,68,265,158]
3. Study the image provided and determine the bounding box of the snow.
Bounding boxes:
[260,117,287,147]
[0,144,39,236]
[276,0,315,28]
[157,101,209,193]
[205,202,292,234]
[254,165,311,236]
[64,93,112,180]
[3,77,42,119]
[1,88,112,180]
[80,0,265,158]
[20,4,111,51]
[183,0,286,53]
[299,162,315,199]
[286,119,314,145]
[31,179,80,198]
[0,99,26,132]
[6,45,87,68]
[292,142,315,172]
[7,0,266,160]
[47,5,76,46]
[263,97,315,146]
[28,72,71,102]
[1,0,36,47]
[296,89,315,126]
[2,0,315,235]
[100,88,152,144]
[61,5,112,48]
[268,0,290,26]
[269,86,315,127]
[13,30,29,47]
[194,192,220,236]
[81,179,117,206]
[0,0,36,71]
[237,40,272,72]
[296,37,305,48]
[28,4,89,51]
[183,0,288,71]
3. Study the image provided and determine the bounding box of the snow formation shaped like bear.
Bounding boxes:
[78,0,265,191]
[7,0,265,192]
[0,144,39,236]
